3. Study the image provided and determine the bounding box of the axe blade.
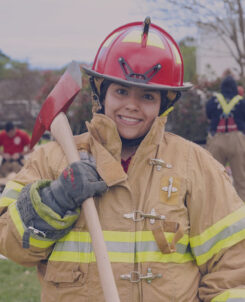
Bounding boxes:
[30,61,82,149]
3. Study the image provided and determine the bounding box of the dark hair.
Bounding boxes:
[96,80,113,114]
[5,121,15,132]
[221,75,238,99]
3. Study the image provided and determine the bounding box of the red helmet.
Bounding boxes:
[83,17,192,91]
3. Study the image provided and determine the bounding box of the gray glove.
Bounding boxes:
[39,154,107,217]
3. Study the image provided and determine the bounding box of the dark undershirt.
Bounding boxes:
[121,156,132,173]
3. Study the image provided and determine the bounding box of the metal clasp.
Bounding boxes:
[123,210,165,223]
[120,271,141,283]
[149,158,172,171]
[123,210,144,222]
[120,268,162,284]
[28,226,46,238]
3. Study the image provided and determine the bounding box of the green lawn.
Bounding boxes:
[0,259,41,302]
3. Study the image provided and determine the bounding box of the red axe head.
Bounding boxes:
[30,61,82,149]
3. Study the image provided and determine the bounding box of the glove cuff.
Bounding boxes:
[17,180,80,248]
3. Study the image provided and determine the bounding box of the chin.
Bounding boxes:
[120,133,138,140]
[121,136,144,142]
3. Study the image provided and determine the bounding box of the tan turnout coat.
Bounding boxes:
[1,114,245,302]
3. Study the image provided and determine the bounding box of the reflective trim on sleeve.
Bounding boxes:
[211,289,245,301]
[9,202,55,249]
[49,230,194,263]
[30,180,80,230]
[190,207,245,266]
[0,181,24,207]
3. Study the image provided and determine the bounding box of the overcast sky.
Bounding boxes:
[1,0,193,69]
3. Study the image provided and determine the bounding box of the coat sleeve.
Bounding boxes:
[0,142,69,266]
[187,144,245,301]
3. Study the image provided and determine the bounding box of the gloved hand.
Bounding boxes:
[39,153,107,217]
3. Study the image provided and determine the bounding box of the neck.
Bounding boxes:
[120,135,145,160]
[121,144,138,160]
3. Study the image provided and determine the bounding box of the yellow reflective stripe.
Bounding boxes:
[58,230,189,245]
[211,289,245,301]
[215,93,243,115]
[49,251,95,263]
[9,202,55,249]
[30,180,80,230]
[49,251,135,263]
[191,207,245,247]
[58,231,91,242]
[49,230,193,263]
[49,250,193,264]
[0,181,24,207]
[194,228,245,266]
[0,196,15,207]
[4,180,24,192]
[190,207,245,266]
[9,202,24,234]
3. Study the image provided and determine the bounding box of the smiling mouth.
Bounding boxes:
[119,115,142,123]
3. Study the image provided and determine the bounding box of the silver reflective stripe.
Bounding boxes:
[53,239,189,254]
[4,189,20,200]
[192,218,245,257]
[136,241,187,254]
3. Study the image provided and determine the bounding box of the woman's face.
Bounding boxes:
[104,83,161,139]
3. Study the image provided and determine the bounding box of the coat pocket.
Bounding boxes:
[44,260,88,288]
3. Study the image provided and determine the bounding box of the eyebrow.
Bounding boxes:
[115,83,159,94]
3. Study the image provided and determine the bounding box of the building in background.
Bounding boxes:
[196,25,242,80]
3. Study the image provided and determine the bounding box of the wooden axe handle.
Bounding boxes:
[50,112,120,302]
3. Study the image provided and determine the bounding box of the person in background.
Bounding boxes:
[0,121,31,177]
[1,18,245,302]
[238,85,244,97]
[206,75,245,201]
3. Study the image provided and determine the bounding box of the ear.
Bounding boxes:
[167,91,177,101]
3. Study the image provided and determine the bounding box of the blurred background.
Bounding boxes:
[1,0,244,144]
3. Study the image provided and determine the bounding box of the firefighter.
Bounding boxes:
[0,121,31,177]
[1,18,245,302]
[206,75,245,201]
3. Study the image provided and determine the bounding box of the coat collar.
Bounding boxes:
[76,114,168,186]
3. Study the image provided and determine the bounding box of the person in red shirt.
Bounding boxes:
[0,121,31,177]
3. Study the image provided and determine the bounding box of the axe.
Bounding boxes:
[31,61,120,302]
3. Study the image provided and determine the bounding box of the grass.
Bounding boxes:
[0,259,41,302]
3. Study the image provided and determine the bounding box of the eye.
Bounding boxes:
[143,93,155,101]
[116,88,128,95]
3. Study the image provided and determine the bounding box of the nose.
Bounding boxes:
[124,94,140,111]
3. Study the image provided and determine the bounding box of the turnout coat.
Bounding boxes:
[1,114,245,302]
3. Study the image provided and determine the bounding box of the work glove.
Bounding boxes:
[39,153,107,217]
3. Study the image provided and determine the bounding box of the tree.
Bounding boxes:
[179,37,197,83]
[166,88,208,143]
[142,0,245,81]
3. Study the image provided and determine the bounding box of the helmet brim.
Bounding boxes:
[83,66,192,92]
